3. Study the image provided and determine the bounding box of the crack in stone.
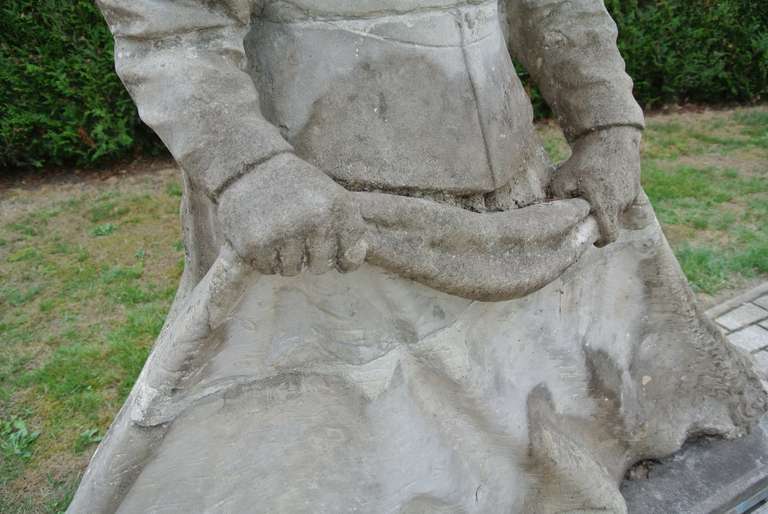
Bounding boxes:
[291,21,494,49]
[262,0,494,22]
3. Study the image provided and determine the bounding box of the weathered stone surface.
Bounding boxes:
[70,0,767,512]
[717,304,768,332]
[756,295,768,311]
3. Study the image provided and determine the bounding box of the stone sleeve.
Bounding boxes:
[96,0,293,199]
[503,0,645,141]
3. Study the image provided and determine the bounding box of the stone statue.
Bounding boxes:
[69,1,767,512]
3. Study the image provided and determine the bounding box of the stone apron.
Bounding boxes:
[112,199,756,514]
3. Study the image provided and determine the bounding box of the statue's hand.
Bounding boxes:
[550,126,641,246]
[217,153,367,276]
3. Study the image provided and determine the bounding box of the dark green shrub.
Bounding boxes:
[0,1,162,171]
[607,0,768,109]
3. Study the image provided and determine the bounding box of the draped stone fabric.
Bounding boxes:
[69,1,766,512]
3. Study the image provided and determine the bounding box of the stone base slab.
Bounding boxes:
[622,416,768,514]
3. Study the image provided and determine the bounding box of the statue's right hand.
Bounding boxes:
[217,154,367,276]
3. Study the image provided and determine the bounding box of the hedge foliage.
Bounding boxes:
[0,1,160,170]
[1,0,767,171]
[606,0,768,109]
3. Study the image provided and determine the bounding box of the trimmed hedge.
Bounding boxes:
[0,1,161,170]
[1,0,767,171]
[607,0,768,109]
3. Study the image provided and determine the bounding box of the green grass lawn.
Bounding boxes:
[1,106,767,512]
[0,171,184,512]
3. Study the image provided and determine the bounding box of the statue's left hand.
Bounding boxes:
[550,126,642,246]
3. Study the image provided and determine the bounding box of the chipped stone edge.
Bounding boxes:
[706,283,768,321]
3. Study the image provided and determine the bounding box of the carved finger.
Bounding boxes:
[278,240,305,276]
[245,243,278,275]
[593,205,620,247]
[550,167,579,199]
[308,232,336,275]
[336,200,368,272]
[337,231,368,273]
